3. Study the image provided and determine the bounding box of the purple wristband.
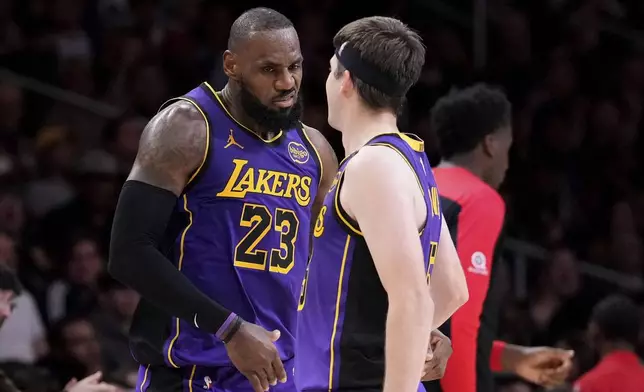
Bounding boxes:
[216,313,238,340]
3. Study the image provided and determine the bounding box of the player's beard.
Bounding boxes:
[239,81,303,133]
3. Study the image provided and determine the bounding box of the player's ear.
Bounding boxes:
[586,322,600,349]
[482,132,497,158]
[223,50,240,81]
[339,70,354,97]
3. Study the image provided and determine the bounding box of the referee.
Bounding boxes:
[423,84,573,392]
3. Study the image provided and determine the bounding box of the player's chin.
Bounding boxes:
[270,105,294,114]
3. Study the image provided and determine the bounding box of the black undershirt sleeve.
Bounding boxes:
[108,180,233,334]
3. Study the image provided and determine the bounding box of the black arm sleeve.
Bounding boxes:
[108,180,233,334]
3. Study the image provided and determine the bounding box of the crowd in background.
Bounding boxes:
[0,0,644,390]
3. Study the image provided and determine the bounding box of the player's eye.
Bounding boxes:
[262,66,274,73]
[289,63,301,71]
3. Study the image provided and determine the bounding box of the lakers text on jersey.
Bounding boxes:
[129,82,322,369]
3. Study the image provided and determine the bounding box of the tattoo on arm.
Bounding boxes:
[128,101,208,196]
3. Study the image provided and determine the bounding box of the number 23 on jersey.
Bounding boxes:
[234,202,300,274]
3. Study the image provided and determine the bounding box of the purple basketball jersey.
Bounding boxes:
[128,82,321,370]
[296,133,440,391]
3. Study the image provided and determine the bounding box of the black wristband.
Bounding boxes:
[222,316,244,344]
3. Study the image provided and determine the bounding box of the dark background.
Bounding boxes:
[1,0,644,391]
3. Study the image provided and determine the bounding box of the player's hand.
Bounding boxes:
[512,347,574,388]
[421,329,453,381]
[64,371,118,392]
[225,321,287,392]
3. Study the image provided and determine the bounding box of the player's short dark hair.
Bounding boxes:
[332,16,425,112]
[590,295,641,346]
[0,264,21,296]
[228,8,294,51]
[431,84,511,159]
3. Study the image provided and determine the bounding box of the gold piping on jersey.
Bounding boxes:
[188,365,196,392]
[166,194,195,368]
[400,133,424,152]
[328,234,352,392]
[139,365,150,392]
[202,82,283,143]
[156,97,211,186]
[370,142,428,235]
[371,142,424,197]
[332,139,429,236]
[333,170,362,236]
[300,124,324,188]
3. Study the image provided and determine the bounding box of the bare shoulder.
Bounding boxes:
[341,145,418,224]
[128,100,208,196]
[346,145,412,188]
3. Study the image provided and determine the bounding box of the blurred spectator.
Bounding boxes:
[0,195,24,250]
[23,126,76,218]
[42,316,115,387]
[530,247,582,337]
[90,277,139,387]
[573,295,644,391]
[102,115,145,176]
[0,233,47,365]
[0,362,59,392]
[37,149,119,262]
[46,236,104,325]
[0,263,22,328]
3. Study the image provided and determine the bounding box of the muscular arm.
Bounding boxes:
[343,146,433,392]
[126,101,205,194]
[430,218,469,329]
[109,101,235,335]
[303,125,338,232]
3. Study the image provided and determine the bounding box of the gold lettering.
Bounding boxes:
[295,177,312,207]
[271,173,287,196]
[233,167,255,193]
[217,159,313,206]
[314,205,327,237]
[284,174,301,198]
[216,159,250,198]
[255,170,273,194]
[429,187,440,217]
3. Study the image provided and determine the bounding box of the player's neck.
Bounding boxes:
[340,110,398,156]
[441,155,488,184]
[220,84,275,138]
[601,342,635,358]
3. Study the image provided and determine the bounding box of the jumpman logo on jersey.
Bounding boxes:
[224,129,244,149]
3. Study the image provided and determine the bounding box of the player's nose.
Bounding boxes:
[274,69,296,91]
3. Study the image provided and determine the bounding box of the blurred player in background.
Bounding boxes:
[109,7,337,392]
[0,265,117,392]
[423,84,573,392]
[296,16,468,392]
[573,295,644,392]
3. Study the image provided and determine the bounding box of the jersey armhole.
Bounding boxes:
[332,169,363,236]
[158,96,212,194]
[296,124,323,187]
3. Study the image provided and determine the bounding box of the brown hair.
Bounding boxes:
[333,16,425,113]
